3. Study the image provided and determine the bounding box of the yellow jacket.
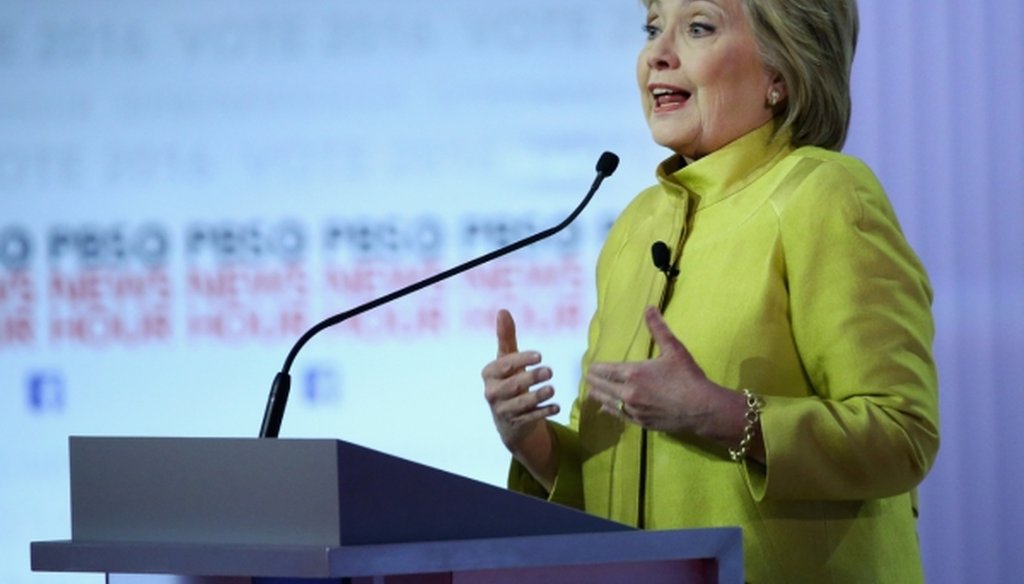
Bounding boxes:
[510,123,940,583]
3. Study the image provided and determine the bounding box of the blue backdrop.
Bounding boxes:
[1,2,1021,582]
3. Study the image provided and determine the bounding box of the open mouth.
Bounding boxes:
[652,87,691,109]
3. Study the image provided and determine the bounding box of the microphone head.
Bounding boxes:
[596,152,620,176]
[651,241,671,270]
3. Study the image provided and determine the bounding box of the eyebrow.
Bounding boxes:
[648,0,727,13]
[679,0,725,7]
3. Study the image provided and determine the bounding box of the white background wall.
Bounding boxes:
[1,1,1021,582]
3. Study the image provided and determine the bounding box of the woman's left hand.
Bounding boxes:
[586,306,722,436]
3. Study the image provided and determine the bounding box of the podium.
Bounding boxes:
[31,437,743,583]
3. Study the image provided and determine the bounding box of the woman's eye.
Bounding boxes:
[643,24,661,40]
[688,22,716,37]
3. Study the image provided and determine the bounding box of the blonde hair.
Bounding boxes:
[742,0,859,150]
[638,0,859,151]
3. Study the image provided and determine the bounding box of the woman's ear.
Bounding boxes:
[766,74,787,108]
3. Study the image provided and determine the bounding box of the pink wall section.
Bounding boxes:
[846,3,1024,582]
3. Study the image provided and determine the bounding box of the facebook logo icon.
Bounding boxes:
[27,370,66,413]
[303,365,342,406]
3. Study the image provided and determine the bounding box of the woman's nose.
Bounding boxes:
[646,32,679,70]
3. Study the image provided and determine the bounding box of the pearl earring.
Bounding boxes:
[768,89,782,107]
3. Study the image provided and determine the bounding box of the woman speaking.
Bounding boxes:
[482,0,939,582]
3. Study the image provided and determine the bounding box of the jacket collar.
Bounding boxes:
[655,122,793,210]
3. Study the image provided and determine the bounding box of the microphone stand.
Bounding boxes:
[259,152,619,438]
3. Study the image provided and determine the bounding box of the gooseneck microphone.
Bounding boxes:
[651,241,679,279]
[259,152,620,438]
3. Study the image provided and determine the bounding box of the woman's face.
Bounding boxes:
[637,0,779,160]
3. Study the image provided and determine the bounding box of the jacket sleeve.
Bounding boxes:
[506,194,649,507]
[506,231,605,508]
[746,158,940,502]
[507,421,585,509]
[507,242,613,509]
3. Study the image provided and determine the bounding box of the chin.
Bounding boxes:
[648,125,700,157]
[652,135,700,159]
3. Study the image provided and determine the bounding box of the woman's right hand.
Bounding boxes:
[481,309,560,485]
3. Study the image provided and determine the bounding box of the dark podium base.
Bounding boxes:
[33,527,742,583]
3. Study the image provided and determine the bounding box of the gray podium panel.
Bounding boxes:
[69,436,629,546]
[33,437,745,583]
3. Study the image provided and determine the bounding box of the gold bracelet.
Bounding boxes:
[728,389,763,462]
